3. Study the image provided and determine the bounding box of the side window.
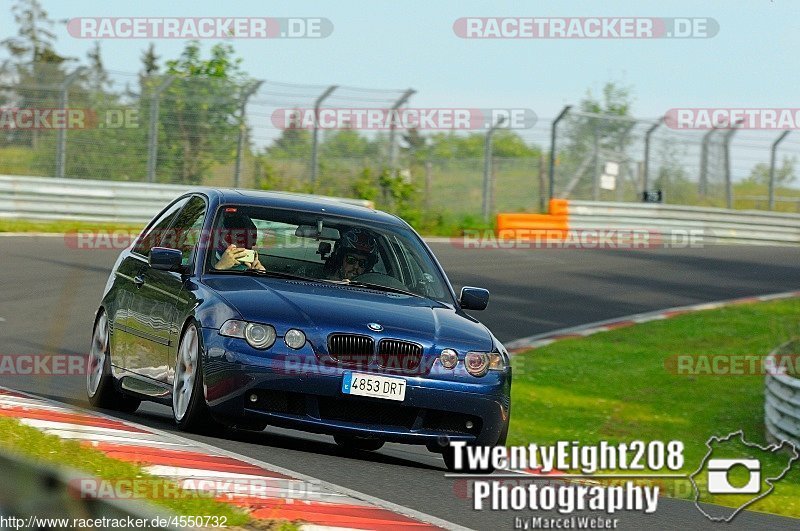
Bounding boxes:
[162,196,207,266]
[132,198,189,257]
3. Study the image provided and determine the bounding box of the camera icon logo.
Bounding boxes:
[691,431,799,522]
[706,458,761,494]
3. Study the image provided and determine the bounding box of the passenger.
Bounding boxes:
[213,212,265,271]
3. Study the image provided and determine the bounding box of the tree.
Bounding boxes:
[424,131,538,160]
[557,81,636,198]
[401,127,428,163]
[1,0,74,150]
[265,110,312,159]
[745,157,796,186]
[320,128,378,159]
[141,43,160,76]
[85,41,109,93]
[1,0,70,67]
[158,41,250,184]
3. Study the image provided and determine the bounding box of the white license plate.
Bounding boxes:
[341,372,406,401]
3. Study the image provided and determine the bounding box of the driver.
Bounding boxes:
[325,228,378,280]
[213,212,265,271]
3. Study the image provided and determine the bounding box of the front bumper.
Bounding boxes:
[201,329,511,446]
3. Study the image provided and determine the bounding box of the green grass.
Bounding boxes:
[0,219,144,234]
[509,298,800,518]
[0,146,41,175]
[0,416,259,526]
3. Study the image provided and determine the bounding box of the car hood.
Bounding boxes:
[203,275,493,352]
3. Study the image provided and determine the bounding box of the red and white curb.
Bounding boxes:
[505,290,800,353]
[0,387,461,530]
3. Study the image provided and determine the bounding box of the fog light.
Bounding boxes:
[249,393,258,403]
[439,349,458,369]
[284,329,306,349]
[465,420,474,429]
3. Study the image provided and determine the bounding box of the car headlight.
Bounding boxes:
[245,323,276,349]
[465,351,506,377]
[439,349,458,369]
[220,320,276,350]
[284,329,306,349]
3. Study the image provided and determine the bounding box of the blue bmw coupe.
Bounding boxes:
[87,189,511,470]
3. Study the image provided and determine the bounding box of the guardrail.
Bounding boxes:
[568,200,800,245]
[0,449,180,530]
[496,199,800,246]
[765,340,800,449]
[0,175,374,224]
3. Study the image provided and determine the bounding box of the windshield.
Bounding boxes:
[204,205,454,304]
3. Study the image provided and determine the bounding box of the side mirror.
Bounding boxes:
[149,247,184,272]
[460,286,489,311]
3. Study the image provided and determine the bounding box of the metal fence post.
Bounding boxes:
[387,89,415,168]
[424,160,432,212]
[146,76,174,183]
[722,120,742,209]
[549,106,571,200]
[538,153,547,212]
[483,116,505,222]
[592,121,600,200]
[310,85,338,186]
[769,131,791,211]
[643,117,664,193]
[617,121,637,201]
[234,80,264,188]
[699,127,718,198]
[55,68,84,178]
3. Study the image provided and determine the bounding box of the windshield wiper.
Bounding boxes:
[211,269,322,283]
[338,279,426,299]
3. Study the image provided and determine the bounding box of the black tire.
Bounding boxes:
[426,435,451,454]
[87,310,140,413]
[441,419,508,474]
[172,321,223,434]
[334,434,385,452]
[442,444,496,474]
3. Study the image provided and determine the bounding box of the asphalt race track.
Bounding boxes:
[1,235,799,529]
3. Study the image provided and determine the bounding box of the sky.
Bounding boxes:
[2,0,800,181]
[2,0,798,120]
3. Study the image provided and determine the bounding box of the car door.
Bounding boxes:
[112,197,188,376]
[130,195,208,385]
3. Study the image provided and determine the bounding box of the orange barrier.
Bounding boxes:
[496,199,569,240]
